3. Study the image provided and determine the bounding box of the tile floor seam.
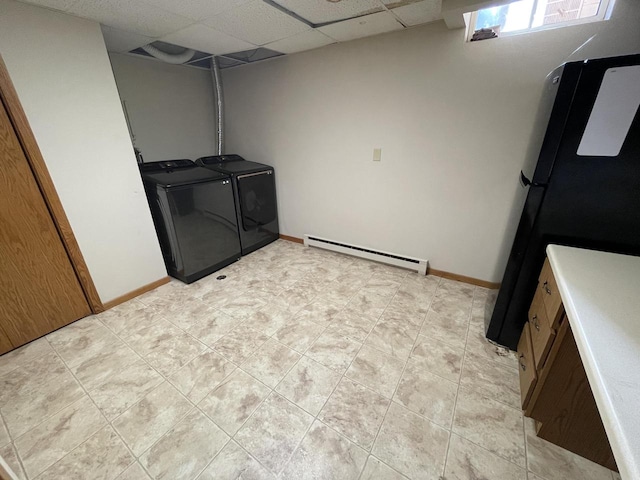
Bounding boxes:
[90,322,199,402]
[8,242,602,480]
[366,276,443,474]
[96,313,212,388]
[356,454,409,480]
[450,336,530,474]
[197,372,273,438]
[48,331,211,477]
[459,297,524,413]
[10,393,96,480]
[162,356,239,401]
[6,442,27,480]
[237,347,303,396]
[41,344,141,474]
[134,404,224,479]
[432,280,472,479]
[448,422,530,473]
[36,424,137,480]
[232,277,403,476]
[1,402,27,480]
[458,368,525,412]
[302,291,391,427]
[221,437,275,479]
[190,435,234,480]
[0,408,12,445]
[269,401,316,477]
[109,379,196,441]
[359,312,428,364]
[131,402,197,460]
[387,396,454,432]
[4,342,92,442]
[404,345,465,386]
[223,292,360,475]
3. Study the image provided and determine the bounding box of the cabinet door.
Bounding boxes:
[529,319,616,470]
[538,259,563,328]
[518,322,538,410]
[528,288,556,371]
[0,98,91,349]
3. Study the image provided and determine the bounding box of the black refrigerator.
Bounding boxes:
[486,54,640,350]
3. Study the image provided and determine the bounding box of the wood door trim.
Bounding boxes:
[0,54,104,314]
[102,276,171,310]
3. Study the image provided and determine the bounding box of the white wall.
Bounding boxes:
[0,0,167,303]
[109,53,217,162]
[222,0,640,282]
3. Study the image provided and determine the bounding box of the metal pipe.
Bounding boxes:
[211,56,224,155]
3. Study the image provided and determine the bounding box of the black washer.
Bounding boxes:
[197,155,279,256]
[140,159,241,283]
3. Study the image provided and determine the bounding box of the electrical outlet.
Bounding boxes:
[373,148,382,162]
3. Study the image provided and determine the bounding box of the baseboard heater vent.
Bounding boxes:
[303,235,427,275]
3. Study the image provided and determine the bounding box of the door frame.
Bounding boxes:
[0,53,104,314]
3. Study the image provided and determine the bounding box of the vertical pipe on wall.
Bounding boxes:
[210,57,224,155]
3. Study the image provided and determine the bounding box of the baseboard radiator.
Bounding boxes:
[303,234,428,275]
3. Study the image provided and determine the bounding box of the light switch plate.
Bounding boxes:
[373,148,382,161]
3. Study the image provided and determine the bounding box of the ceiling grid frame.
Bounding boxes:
[16,0,445,69]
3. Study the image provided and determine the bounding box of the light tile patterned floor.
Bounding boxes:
[0,240,620,480]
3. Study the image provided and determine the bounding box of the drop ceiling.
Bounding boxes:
[18,0,444,69]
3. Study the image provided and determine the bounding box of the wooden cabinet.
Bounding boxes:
[517,322,537,409]
[538,259,563,329]
[518,258,617,471]
[528,288,555,371]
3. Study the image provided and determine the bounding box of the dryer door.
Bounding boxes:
[236,170,277,231]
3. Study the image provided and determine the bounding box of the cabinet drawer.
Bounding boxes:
[539,258,563,329]
[529,288,556,371]
[518,322,538,410]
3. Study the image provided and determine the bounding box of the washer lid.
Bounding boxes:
[197,155,272,175]
[141,160,229,187]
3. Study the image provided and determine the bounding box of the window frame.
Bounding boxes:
[466,0,614,42]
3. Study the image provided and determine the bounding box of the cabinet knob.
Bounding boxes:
[532,315,540,331]
[543,280,551,295]
[519,354,526,371]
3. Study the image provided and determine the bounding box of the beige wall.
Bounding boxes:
[222,0,640,282]
[109,53,217,162]
[0,0,167,302]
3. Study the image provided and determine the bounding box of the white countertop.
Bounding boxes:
[546,245,640,480]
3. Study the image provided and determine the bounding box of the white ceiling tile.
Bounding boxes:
[390,0,442,26]
[18,0,78,11]
[101,25,153,52]
[203,0,309,46]
[318,11,404,42]
[273,0,383,24]
[160,24,255,55]
[139,0,251,21]
[67,0,194,37]
[264,29,334,54]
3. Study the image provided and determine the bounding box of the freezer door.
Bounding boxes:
[537,56,640,247]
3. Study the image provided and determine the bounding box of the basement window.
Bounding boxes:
[467,0,613,41]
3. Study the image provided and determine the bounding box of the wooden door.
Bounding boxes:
[0,98,91,353]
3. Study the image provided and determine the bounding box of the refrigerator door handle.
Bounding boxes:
[520,170,547,188]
